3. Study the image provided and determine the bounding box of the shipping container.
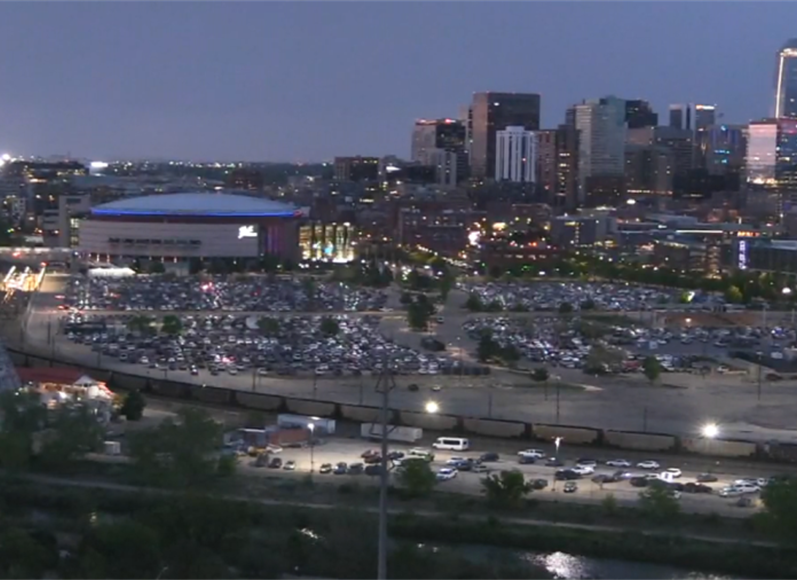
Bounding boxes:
[361,423,422,443]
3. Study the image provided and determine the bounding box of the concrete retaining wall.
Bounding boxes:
[398,411,458,431]
[604,430,676,451]
[284,398,336,417]
[5,349,26,366]
[236,392,284,411]
[27,356,50,368]
[109,372,147,392]
[682,438,757,458]
[191,385,233,405]
[340,405,385,424]
[463,418,525,438]
[533,424,599,445]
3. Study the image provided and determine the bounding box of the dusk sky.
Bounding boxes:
[0,2,795,163]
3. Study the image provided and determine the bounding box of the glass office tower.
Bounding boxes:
[775,39,797,119]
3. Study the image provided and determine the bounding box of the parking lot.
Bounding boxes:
[65,275,388,312]
[231,436,771,516]
[61,311,490,379]
[457,281,677,311]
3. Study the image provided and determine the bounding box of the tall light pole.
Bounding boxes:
[375,359,396,580]
[308,422,315,473]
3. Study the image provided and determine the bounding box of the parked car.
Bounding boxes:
[319,463,333,474]
[436,467,457,481]
[605,459,631,468]
[518,449,546,459]
[630,476,649,487]
[530,478,548,490]
[563,481,578,493]
[268,457,283,469]
[546,457,565,467]
[348,462,364,475]
[333,462,348,475]
[555,469,580,481]
[696,473,718,483]
[283,460,296,471]
[636,460,660,470]
[480,452,500,463]
[664,467,683,478]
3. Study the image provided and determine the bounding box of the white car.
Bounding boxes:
[637,460,660,470]
[733,483,761,494]
[518,449,546,459]
[446,457,467,466]
[664,468,682,478]
[719,486,745,498]
[606,459,631,468]
[436,467,457,481]
[571,464,595,476]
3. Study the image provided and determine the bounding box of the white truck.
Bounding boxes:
[361,423,422,443]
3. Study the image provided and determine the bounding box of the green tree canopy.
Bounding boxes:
[481,469,532,508]
[161,315,183,336]
[319,316,340,337]
[396,458,437,497]
[638,484,680,522]
[120,389,146,421]
[128,408,233,489]
[760,476,797,543]
[642,356,662,385]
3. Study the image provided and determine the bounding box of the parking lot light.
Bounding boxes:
[425,400,439,414]
[701,423,719,439]
[308,423,315,473]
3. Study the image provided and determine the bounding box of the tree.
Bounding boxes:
[439,275,454,303]
[477,334,500,363]
[319,316,340,337]
[37,404,104,471]
[258,316,280,336]
[500,344,520,366]
[161,314,183,336]
[120,389,146,421]
[642,356,661,385]
[396,459,437,497]
[760,476,797,542]
[464,293,484,312]
[580,299,595,310]
[481,470,532,508]
[74,520,163,580]
[0,527,57,578]
[128,407,232,488]
[601,493,619,516]
[407,295,435,331]
[558,302,574,314]
[0,390,46,470]
[532,368,549,383]
[400,292,413,306]
[725,284,743,304]
[638,485,680,522]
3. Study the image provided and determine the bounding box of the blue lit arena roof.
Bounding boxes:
[91,193,299,218]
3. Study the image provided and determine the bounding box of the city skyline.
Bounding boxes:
[1,2,796,162]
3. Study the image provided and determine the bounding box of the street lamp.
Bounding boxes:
[308,422,315,473]
[554,436,563,456]
[701,422,719,439]
[425,400,439,414]
[784,288,795,326]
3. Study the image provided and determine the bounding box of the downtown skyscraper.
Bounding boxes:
[775,39,797,119]
[469,92,540,180]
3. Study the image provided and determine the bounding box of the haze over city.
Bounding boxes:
[1,2,796,161]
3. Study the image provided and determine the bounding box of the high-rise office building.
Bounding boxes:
[554,122,579,210]
[535,129,558,196]
[694,104,717,130]
[669,104,693,131]
[334,156,380,182]
[494,127,537,183]
[746,118,797,217]
[628,125,694,194]
[470,92,541,180]
[574,95,627,204]
[625,100,658,129]
[775,39,797,119]
[410,118,468,184]
[695,124,746,176]
[625,144,673,196]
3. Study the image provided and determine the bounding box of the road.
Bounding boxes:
[14,274,797,443]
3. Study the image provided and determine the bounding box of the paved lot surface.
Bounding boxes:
[13,275,797,443]
[230,436,767,518]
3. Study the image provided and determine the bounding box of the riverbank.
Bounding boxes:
[6,471,794,579]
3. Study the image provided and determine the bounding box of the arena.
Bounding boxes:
[77,192,303,265]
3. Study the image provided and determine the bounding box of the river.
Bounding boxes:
[517,550,733,579]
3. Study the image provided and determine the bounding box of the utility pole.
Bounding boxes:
[757,351,763,402]
[375,355,396,580]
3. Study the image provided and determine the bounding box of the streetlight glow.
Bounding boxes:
[783,287,792,296]
[701,423,719,439]
[425,400,439,414]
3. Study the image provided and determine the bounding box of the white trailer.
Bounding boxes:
[277,414,336,435]
[361,423,422,443]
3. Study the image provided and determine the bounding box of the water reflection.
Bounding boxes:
[518,549,734,580]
